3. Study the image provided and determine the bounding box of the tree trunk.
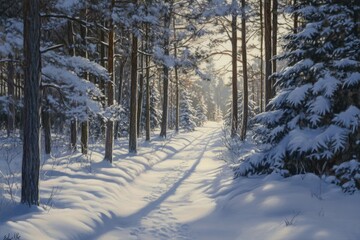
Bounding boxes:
[114,61,124,140]
[68,20,77,151]
[272,0,278,87]
[173,18,180,133]
[42,109,51,154]
[160,6,171,138]
[80,22,89,155]
[129,32,138,152]
[264,0,272,106]
[145,25,151,141]
[105,0,115,162]
[240,0,248,141]
[231,6,238,138]
[293,0,298,33]
[21,0,41,206]
[259,0,264,112]
[137,38,144,137]
[7,54,15,137]
[100,26,106,140]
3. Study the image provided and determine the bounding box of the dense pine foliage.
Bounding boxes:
[237,0,360,192]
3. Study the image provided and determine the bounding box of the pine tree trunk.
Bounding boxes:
[293,0,298,33]
[272,0,278,89]
[129,33,138,152]
[264,0,272,106]
[80,22,89,155]
[231,6,238,138]
[259,0,264,112]
[145,25,151,141]
[68,20,77,151]
[173,18,180,133]
[81,121,88,154]
[70,119,77,151]
[100,27,107,140]
[21,0,41,206]
[145,57,151,141]
[7,54,15,137]
[105,0,115,161]
[240,0,248,141]
[42,109,51,154]
[114,61,124,140]
[160,6,171,138]
[137,38,144,137]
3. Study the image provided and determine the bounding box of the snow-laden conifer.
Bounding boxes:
[237,1,360,192]
[180,90,197,131]
[195,96,208,127]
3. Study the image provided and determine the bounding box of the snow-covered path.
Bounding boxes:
[94,122,225,239]
[0,122,230,240]
[3,121,360,240]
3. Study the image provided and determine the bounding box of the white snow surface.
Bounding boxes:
[1,122,360,240]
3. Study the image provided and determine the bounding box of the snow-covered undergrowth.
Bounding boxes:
[1,122,360,240]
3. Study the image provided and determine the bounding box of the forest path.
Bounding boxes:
[94,122,226,240]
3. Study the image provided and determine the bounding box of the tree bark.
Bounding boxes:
[7,54,15,137]
[105,0,115,162]
[129,32,138,152]
[42,108,51,154]
[231,4,238,138]
[137,37,144,137]
[259,0,264,112]
[160,5,171,138]
[114,61,124,140]
[145,25,151,141]
[21,0,41,206]
[264,0,272,106]
[293,0,298,33]
[240,0,248,141]
[173,18,180,133]
[80,21,88,155]
[68,20,77,151]
[272,0,278,85]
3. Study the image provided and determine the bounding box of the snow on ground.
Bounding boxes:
[1,122,360,240]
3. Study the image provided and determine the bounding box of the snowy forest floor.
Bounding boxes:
[1,122,360,240]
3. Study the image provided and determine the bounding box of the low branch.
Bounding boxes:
[41,44,64,54]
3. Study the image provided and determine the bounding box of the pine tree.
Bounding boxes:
[238,0,360,191]
[195,96,208,127]
[180,90,197,131]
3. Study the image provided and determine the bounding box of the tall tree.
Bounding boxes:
[105,0,116,162]
[272,0,278,77]
[80,11,89,155]
[231,0,238,137]
[259,0,264,112]
[264,0,272,105]
[21,0,41,206]
[159,1,172,138]
[68,21,77,151]
[129,31,138,152]
[240,0,248,141]
[145,24,151,141]
[173,17,180,133]
[7,54,15,137]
